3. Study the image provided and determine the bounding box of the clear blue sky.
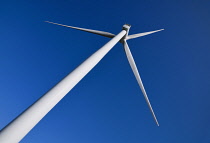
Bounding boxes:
[1,0,210,142]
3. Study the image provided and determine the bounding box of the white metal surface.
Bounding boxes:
[123,40,159,126]
[0,30,126,143]
[45,21,116,38]
[126,29,164,40]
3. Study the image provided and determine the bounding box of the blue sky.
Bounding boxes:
[1,0,210,142]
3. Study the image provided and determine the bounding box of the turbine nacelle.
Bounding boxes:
[122,24,131,35]
[121,24,131,42]
[122,24,131,30]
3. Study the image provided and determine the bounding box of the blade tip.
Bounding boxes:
[155,119,160,126]
[45,21,53,24]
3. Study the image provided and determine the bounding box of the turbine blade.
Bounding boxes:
[126,29,164,40]
[123,40,159,126]
[45,21,115,38]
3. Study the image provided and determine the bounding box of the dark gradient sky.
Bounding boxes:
[1,0,210,142]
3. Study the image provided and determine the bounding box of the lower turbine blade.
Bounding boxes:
[123,40,159,126]
[45,21,115,38]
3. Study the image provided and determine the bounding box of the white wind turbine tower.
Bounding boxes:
[0,21,164,143]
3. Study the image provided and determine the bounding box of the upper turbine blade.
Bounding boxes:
[123,40,159,126]
[126,29,164,40]
[45,21,116,38]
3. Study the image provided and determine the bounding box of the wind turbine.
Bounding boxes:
[0,21,164,142]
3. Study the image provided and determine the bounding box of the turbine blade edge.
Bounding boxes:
[45,21,115,38]
[126,29,164,40]
[123,40,159,126]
